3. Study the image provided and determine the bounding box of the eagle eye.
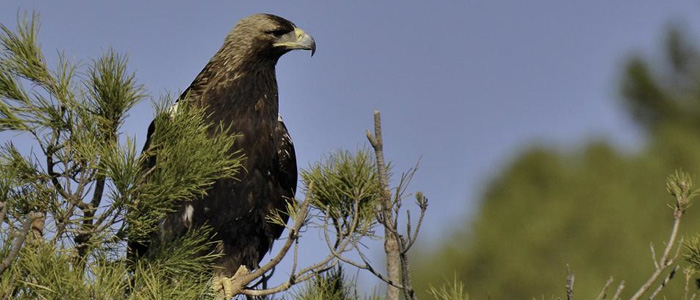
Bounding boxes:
[267,29,289,37]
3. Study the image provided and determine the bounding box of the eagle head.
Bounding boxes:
[225,14,316,61]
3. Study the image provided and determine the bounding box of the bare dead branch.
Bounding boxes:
[366,110,400,300]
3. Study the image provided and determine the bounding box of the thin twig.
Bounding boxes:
[684,268,695,300]
[248,189,310,278]
[403,193,427,254]
[650,243,659,269]
[319,196,406,290]
[354,245,405,289]
[648,265,678,300]
[595,276,614,300]
[613,280,625,300]
[52,164,92,243]
[566,266,575,300]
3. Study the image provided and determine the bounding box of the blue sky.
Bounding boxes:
[2,0,700,291]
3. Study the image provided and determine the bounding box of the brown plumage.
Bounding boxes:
[133,14,315,277]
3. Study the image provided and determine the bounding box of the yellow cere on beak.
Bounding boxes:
[274,27,316,56]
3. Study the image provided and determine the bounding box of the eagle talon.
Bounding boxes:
[213,275,235,300]
[213,266,251,299]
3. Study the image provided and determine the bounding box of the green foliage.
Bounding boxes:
[666,169,697,208]
[684,237,700,272]
[412,25,700,299]
[294,267,354,300]
[0,12,241,298]
[302,149,382,238]
[0,234,217,299]
[126,99,243,243]
[87,48,145,141]
[129,226,218,300]
[4,241,113,299]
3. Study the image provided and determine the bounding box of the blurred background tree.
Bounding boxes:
[412,25,700,299]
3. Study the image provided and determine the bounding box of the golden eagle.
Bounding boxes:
[132,14,315,278]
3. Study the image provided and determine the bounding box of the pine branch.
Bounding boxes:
[613,280,625,300]
[0,211,42,275]
[649,265,679,299]
[628,171,690,300]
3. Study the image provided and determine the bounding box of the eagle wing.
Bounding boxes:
[272,115,298,238]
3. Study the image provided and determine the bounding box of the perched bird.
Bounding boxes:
[132,13,315,284]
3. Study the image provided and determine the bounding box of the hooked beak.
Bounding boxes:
[273,28,316,56]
